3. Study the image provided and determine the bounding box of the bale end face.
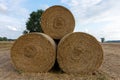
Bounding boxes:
[41,5,75,39]
[57,32,103,74]
[11,33,56,73]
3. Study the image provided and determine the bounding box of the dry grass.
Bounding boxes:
[0,41,13,51]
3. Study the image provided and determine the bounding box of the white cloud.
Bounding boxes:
[0,14,26,31]
[0,0,29,38]
[7,26,17,31]
[0,3,7,13]
[61,0,120,40]
[69,0,79,6]
[0,0,29,19]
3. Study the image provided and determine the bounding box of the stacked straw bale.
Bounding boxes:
[11,33,56,72]
[41,5,75,39]
[57,32,103,74]
[11,5,103,74]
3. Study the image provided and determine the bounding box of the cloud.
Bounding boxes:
[0,0,29,38]
[61,0,120,40]
[0,3,7,13]
[0,14,26,31]
[61,0,113,22]
[0,0,51,39]
[7,26,18,31]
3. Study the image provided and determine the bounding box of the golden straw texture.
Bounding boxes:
[41,5,75,39]
[57,32,103,74]
[11,33,56,72]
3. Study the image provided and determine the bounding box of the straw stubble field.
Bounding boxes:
[0,41,120,80]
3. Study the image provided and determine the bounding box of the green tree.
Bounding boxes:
[0,37,8,41]
[23,9,44,34]
[23,30,29,34]
[0,37,3,41]
[2,37,7,41]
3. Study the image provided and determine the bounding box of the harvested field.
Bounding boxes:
[0,41,119,80]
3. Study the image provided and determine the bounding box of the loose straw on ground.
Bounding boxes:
[41,5,75,39]
[11,33,56,73]
[57,32,103,74]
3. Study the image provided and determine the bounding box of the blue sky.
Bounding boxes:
[0,0,120,41]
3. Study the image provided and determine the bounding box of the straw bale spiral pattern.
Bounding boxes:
[11,33,56,72]
[41,5,75,39]
[57,32,103,74]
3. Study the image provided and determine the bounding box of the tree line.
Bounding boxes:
[0,37,15,41]
[0,37,8,41]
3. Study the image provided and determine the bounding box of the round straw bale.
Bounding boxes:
[57,32,103,74]
[41,5,75,39]
[11,33,56,73]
